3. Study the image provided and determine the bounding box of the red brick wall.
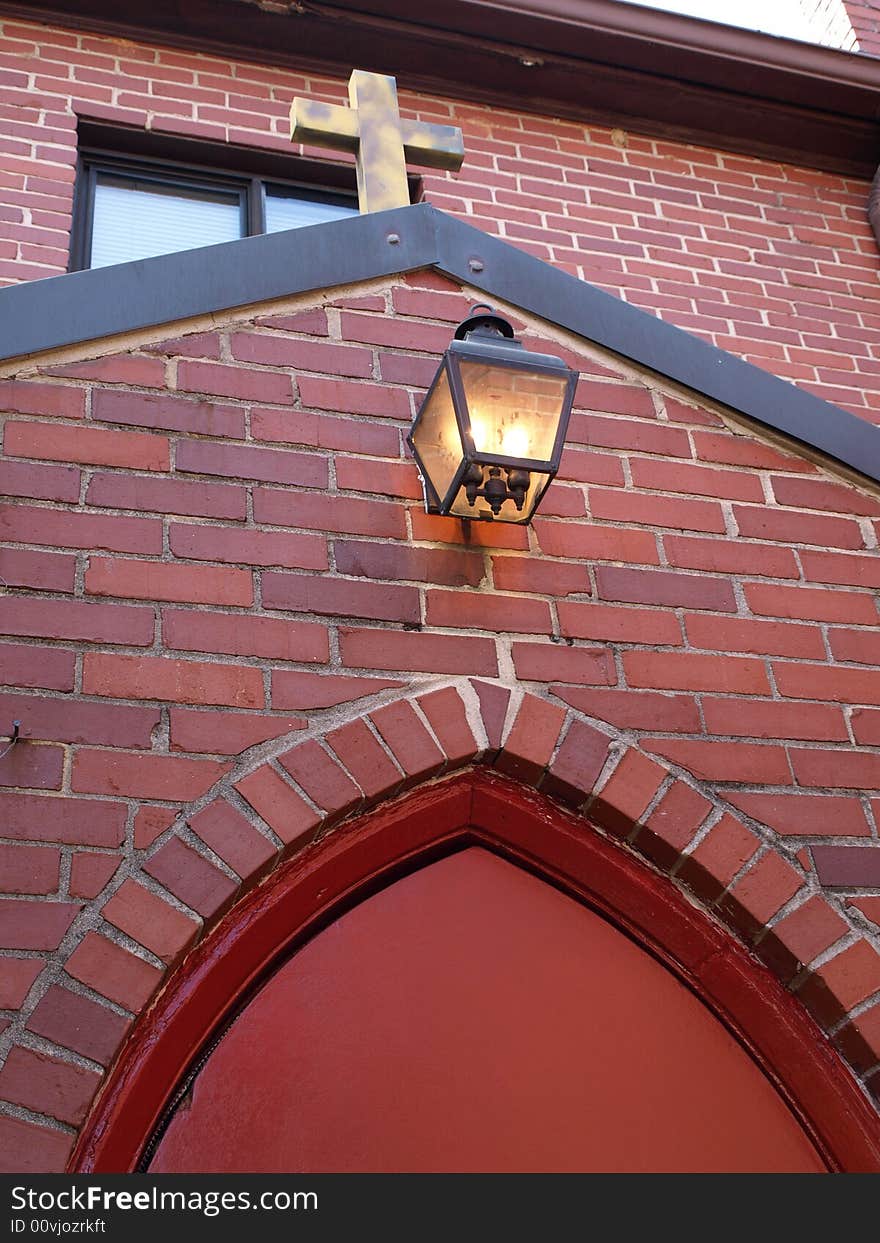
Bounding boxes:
[0,17,879,422]
[847,0,880,53]
[1,270,879,1169]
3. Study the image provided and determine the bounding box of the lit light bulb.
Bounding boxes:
[500,423,530,458]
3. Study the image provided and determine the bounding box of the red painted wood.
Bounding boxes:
[72,773,880,1173]
[149,847,824,1173]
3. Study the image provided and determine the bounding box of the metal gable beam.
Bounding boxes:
[1,202,878,484]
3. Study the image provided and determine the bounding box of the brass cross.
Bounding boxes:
[290,70,465,214]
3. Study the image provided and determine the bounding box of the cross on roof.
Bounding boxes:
[290,69,465,214]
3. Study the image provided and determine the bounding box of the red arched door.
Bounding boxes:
[148,846,825,1173]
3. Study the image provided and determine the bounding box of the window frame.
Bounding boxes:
[69,136,372,273]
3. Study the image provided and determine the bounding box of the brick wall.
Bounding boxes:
[0,18,879,422]
[1,270,879,1168]
[846,0,880,53]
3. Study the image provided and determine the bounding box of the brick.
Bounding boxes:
[745,582,877,625]
[26,984,130,1065]
[554,454,624,489]
[230,333,372,377]
[254,405,401,457]
[724,791,870,837]
[91,388,244,437]
[340,628,497,676]
[591,749,667,838]
[298,375,411,420]
[65,931,162,1012]
[645,738,790,784]
[340,309,451,353]
[368,700,445,786]
[87,473,246,520]
[83,652,264,708]
[0,897,78,949]
[163,607,327,663]
[86,556,253,606]
[48,354,166,387]
[169,706,306,755]
[72,750,228,802]
[758,895,850,981]
[189,800,276,882]
[101,879,199,965]
[334,540,484,587]
[234,766,320,848]
[0,503,162,554]
[0,379,85,419]
[789,748,880,790]
[176,440,327,488]
[0,744,64,791]
[630,457,764,502]
[491,556,590,596]
[540,717,611,807]
[177,359,293,403]
[0,547,76,592]
[636,781,714,871]
[5,421,169,470]
[170,523,327,571]
[254,489,405,539]
[719,852,804,940]
[797,940,880,1028]
[799,550,880,589]
[0,691,159,749]
[416,686,479,767]
[567,412,691,456]
[272,670,403,709]
[326,720,402,802]
[0,459,80,501]
[534,520,659,565]
[255,308,327,334]
[496,696,567,784]
[771,475,880,516]
[775,662,880,706]
[574,379,656,418]
[278,739,364,819]
[132,807,177,851]
[597,565,736,611]
[69,853,121,899]
[663,535,799,578]
[0,1115,73,1174]
[511,641,616,686]
[426,589,552,634]
[557,602,682,645]
[702,697,847,742]
[684,614,825,660]
[0,957,43,1009]
[146,330,223,359]
[552,685,700,733]
[831,630,880,666]
[811,845,880,888]
[834,1004,880,1074]
[692,431,813,472]
[734,505,864,549]
[144,837,238,919]
[589,487,726,533]
[623,650,769,694]
[0,644,70,692]
[853,707,880,745]
[335,456,422,500]
[0,792,126,846]
[262,571,418,625]
[409,510,529,551]
[677,815,761,904]
[0,597,154,647]
[471,680,511,751]
[0,843,60,894]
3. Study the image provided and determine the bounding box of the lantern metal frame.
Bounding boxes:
[406,306,579,524]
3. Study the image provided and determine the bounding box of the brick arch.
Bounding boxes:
[3,679,880,1172]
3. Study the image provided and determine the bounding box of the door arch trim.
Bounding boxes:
[72,769,880,1173]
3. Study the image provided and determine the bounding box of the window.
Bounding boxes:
[70,138,362,271]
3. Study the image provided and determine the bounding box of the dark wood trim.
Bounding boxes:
[70,771,880,1173]
[1,0,878,176]
[1,202,877,487]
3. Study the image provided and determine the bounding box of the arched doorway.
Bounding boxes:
[73,772,880,1173]
[147,846,823,1173]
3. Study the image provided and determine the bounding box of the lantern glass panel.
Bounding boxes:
[448,470,551,523]
[411,366,462,507]
[458,361,569,462]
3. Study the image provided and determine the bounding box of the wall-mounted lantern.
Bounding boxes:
[407,305,578,524]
